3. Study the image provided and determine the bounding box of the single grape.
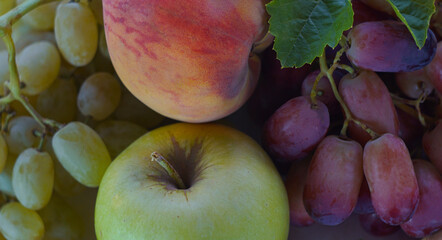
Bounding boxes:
[12,148,54,210]
[363,133,419,225]
[422,120,442,174]
[354,177,375,214]
[4,116,43,155]
[339,70,399,145]
[395,68,433,99]
[425,41,442,95]
[38,193,84,240]
[17,41,61,95]
[0,0,14,16]
[263,96,330,162]
[16,0,59,31]
[303,135,363,226]
[347,21,437,72]
[54,1,98,67]
[0,134,7,173]
[0,154,17,196]
[95,120,147,159]
[359,213,400,236]
[0,202,44,240]
[43,136,85,197]
[52,122,111,187]
[36,78,77,123]
[113,86,165,129]
[400,159,442,238]
[77,72,121,121]
[284,158,314,227]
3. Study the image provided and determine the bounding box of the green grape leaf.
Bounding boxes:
[266,0,353,68]
[386,0,436,49]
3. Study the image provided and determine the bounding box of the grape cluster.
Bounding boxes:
[0,1,164,239]
[258,1,442,238]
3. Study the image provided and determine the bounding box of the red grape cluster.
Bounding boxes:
[255,0,442,238]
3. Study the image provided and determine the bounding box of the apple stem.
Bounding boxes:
[151,152,186,189]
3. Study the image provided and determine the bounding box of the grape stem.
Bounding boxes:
[0,0,62,141]
[151,152,186,190]
[390,93,433,127]
[319,54,378,139]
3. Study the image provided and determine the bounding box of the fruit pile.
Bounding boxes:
[0,0,440,240]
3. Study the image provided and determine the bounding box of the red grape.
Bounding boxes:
[401,159,442,238]
[347,21,437,72]
[339,70,399,145]
[422,120,442,174]
[354,177,375,215]
[425,41,442,95]
[285,158,315,227]
[395,68,433,99]
[359,213,400,236]
[263,96,330,162]
[363,133,419,225]
[303,135,363,226]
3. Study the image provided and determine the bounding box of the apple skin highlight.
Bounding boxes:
[95,123,289,240]
[103,0,270,123]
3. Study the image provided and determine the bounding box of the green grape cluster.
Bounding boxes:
[0,0,164,239]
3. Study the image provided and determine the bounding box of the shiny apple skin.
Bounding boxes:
[95,123,289,240]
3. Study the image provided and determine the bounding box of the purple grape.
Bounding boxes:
[347,21,437,72]
[303,135,363,225]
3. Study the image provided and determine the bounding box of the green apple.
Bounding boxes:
[95,123,289,239]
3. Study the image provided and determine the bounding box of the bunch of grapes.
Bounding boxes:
[259,1,442,238]
[0,1,165,239]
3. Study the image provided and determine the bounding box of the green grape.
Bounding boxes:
[77,72,121,121]
[38,193,84,240]
[90,0,103,25]
[14,31,56,54]
[95,120,147,159]
[52,122,111,187]
[36,78,77,123]
[98,27,109,59]
[0,134,7,173]
[54,1,98,67]
[12,148,54,210]
[16,0,59,31]
[0,202,44,240]
[114,86,165,129]
[4,116,42,155]
[0,154,17,196]
[17,41,61,95]
[0,0,14,16]
[43,136,85,197]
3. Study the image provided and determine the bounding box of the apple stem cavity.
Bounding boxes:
[151,151,186,189]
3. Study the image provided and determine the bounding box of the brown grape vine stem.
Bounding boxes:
[318,51,378,139]
[0,0,62,140]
